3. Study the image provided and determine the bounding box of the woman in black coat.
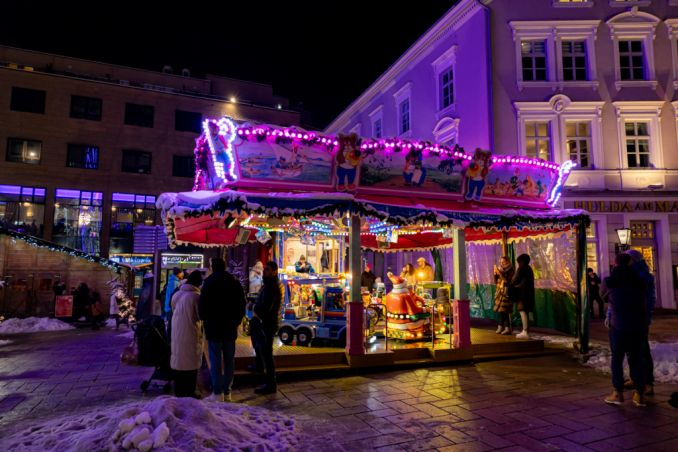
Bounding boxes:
[511,253,535,339]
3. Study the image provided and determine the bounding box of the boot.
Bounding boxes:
[632,391,646,407]
[501,327,512,335]
[604,390,623,405]
[495,325,503,334]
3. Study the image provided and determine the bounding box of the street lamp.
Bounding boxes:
[615,227,631,253]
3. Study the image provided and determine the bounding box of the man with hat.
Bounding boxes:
[624,249,656,396]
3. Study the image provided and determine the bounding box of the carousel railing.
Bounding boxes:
[364,301,388,353]
[430,299,453,349]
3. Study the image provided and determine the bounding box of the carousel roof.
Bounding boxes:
[157,189,588,249]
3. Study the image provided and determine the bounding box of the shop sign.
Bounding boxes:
[572,200,678,213]
[109,254,153,267]
[55,295,73,318]
[161,254,204,268]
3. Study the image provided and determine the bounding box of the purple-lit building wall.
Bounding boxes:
[327,0,678,308]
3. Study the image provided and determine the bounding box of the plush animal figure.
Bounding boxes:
[465,148,492,201]
[335,133,362,191]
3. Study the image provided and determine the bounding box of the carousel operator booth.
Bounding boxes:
[157,116,591,365]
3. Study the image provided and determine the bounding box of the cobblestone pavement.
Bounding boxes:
[1,327,678,451]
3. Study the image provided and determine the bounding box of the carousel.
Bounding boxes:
[157,116,591,367]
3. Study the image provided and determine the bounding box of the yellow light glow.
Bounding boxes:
[230,96,237,103]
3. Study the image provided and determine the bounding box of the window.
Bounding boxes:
[53,189,103,255]
[67,144,99,169]
[511,21,599,89]
[110,193,157,254]
[70,95,102,121]
[175,110,202,133]
[124,103,154,128]
[439,67,454,109]
[631,221,654,240]
[392,82,412,137]
[515,95,604,168]
[6,138,41,164]
[369,105,384,139]
[524,122,551,160]
[373,118,382,138]
[399,99,410,135]
[10,87,46,114]
[172,155,195,178]
[625,122,650,168]
[0,185,46,237]
[562,41,588,81]
[566,122,591,168]
[122,150,152,174]
[607,11,659,89]
[618,41,645,81]
[586,222,599,274]
[521,40,548,81]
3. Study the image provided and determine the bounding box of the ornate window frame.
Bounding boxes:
[510,20,600,91]
[607,8,660,90]
[612,101,664,169]
[514,95,604,167]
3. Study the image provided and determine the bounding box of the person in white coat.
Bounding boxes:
[171,271,204,398]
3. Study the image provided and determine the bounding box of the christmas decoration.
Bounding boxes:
[107,278,135,323]
[384,273,431,340]
[0,228,125,273]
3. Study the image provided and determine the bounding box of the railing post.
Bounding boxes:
[453,227,471,349]
[346,214,365,356]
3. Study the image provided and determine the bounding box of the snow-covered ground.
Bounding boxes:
[0,317,74,335]
[0,339,12,347]
[532,333,678,384]
[0,396,304,452]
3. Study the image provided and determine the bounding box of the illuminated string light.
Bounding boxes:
[547,160,576,206]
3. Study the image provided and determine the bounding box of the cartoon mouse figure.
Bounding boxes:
[335,133,362,191]
[464,148,492,201]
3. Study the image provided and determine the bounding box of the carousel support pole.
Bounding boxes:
[346,214,365,356]
[576,219,590,354]
[501,231,509,257]
[452,227,471,349]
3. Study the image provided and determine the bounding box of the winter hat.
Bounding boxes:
[625,249,643,263]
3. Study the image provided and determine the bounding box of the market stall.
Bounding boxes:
[157,116,591,357]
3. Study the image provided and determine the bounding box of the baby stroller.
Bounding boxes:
[134,315,172,393]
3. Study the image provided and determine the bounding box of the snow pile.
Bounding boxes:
[0,396,302,451]
[533,333,678,384]
[0,339,12,347]
[0,317,74,335]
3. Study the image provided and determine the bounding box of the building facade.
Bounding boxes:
[0,45,300,259]
[326,0,678,309]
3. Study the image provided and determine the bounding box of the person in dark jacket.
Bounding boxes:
[624,249,657,396]
[360,263,377,292]
[511,254,535,339]
[601,253,647,407]
[252,261,283,394]
[135,273,154,322]
[73,282,90,320]
[587,268,604,319]
[198,258,246,402]
[493,256,515,335]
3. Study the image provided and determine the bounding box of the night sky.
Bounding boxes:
[1,1,456,128]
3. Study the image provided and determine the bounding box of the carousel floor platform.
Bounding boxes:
[233,327,551,377]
